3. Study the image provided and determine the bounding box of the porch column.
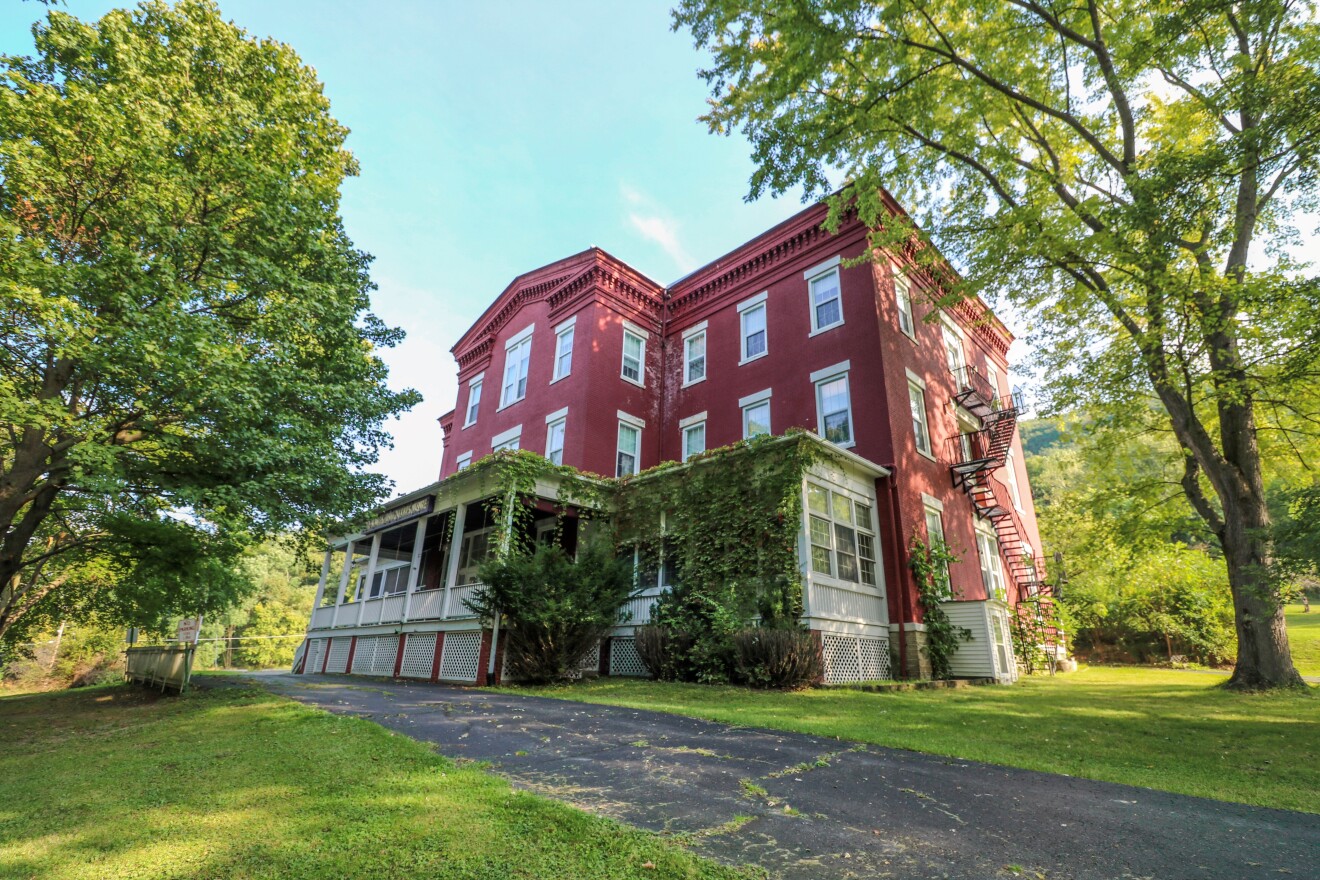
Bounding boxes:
[308,549,333,631]
[356,532,381,627]
[330,539,354,628]
[490,491,515,677]
[799,481,814,619]
[399,514,430,623]
[441,503,468,618]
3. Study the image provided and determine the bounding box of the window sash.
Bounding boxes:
[553,327,574,380]
[942,326,965,375]
[743,401,770,438]
[502,338,531,406]
[622,331,644,382]
[895,277,914,336]
[546,419,565,465]
[811,270,842,329]
[741,304,767,360]
[685,331,706,383]
[806,482,876,586]
[682,422,705,462]
[909,384,931,453]
[816,375,852,445]
[617,423,640,477]
[465,381,482,425]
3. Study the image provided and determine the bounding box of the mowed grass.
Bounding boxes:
[1286,603,1320,677]
[0,685,748,880]
[501,666,1318,813]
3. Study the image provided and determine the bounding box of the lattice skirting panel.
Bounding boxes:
[579,641,601,671]
[822,633,892,683]
[304,638,326,674]
[350,635,399,676]
[608,637,649,677]
[399,634,437,679]
[325,638,350,674]
[440,631,483,682]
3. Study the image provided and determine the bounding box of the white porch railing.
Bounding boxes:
[314,584,483,630]
[410,587,446,620]
[444,582,481,619]
[617,595,657,626]
[310,605,335,629]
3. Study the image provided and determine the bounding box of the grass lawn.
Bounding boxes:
[500,666,1318,814]
[0,685,749,880]
[1286,603,1320,677]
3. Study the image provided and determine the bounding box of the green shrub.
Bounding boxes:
[471,539,634,683]
[633,625,694,681]
[731,627,822,689]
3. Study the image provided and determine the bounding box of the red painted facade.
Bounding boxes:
[437,199,1043,625]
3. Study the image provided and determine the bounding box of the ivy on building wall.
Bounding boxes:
[907,536,972,680]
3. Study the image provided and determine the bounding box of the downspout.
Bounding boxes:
[883,468,909,679]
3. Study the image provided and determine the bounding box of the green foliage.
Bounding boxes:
[730,628,823,689]
[616,432,832,683]
[0,1,417,645]
[907,537,971,680]
[632,625,696,682]
[470,541,634,683]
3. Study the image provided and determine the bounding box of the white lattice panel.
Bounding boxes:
[304,639,325,674]
[351,635,398,675]
[579,641,601,671]
[400,634,437,679]
[811,584,885,622]
[608,638,649,677]
[325,638,350,673]
[440,631,482,682]
[822,634,892,683]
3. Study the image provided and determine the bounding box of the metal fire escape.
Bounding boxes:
[945,366,1046,603]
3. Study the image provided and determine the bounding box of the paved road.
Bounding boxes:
[236,673,1318,880]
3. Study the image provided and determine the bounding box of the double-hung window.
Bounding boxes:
[491,425,521,453]
[621,324,646,386]
[544,408,567,465]
[683,323,707,385]
[907,374,933,456]
[811,361,854,447]
[806,257,843,334]
[942,322,966,386]
[895,273,915,338]
[976,527,1007,601]
[806,483,878,586]
[1004,447,1023,510]
[680,412,706,462]
[923,501,951,594]
[738,293,768,362]
[455,451,473,471]
[464,375,483,427]
[500,326,533,408]
[740,389,772,439]
[616,412,643,477]
[552,319,574,382]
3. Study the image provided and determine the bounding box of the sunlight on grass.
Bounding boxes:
[498,666,1317,813]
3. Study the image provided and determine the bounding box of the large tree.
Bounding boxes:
[0,1,417,644]
[676,0,1320,687]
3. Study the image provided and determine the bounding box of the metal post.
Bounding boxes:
[441,504,468,619]
[400,515,429,623]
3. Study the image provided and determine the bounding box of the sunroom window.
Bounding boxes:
[806,482,877,586]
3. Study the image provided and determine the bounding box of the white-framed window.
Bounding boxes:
[491,425,521,453]
[895,273,915,338]
[500,326,534,408]
[942,321,966,382]
[923,503,951,593]
[680,412,706,462]
[806,257,844,334]
[545,408,567,465]
[464,376,483,427]
[1005,447,1023,510]
[616,416,642,477]
[985,361,1000,397]
[552,319,574,382]
[975,525,1007,601]
[365,560,411,599]
[683,323,707,385]
[455,451,473,471]
[456,526,494,585]
[907,378,932,456]
[806,482,878,586]
[621,324,646,386]
[738,293,768,363]
[811,362,854,447]
[740,389,772,439]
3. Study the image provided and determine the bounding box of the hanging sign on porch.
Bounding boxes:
[364,495,434,533]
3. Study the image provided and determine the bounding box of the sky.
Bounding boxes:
[1,0,821,494]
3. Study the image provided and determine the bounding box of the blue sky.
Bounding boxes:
[1,0,813,491]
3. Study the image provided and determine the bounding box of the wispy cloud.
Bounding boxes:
[621,183,696,273]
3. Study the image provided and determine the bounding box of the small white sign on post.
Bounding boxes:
[176,618,201,644]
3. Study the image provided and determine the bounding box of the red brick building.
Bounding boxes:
[296,198,1046,684]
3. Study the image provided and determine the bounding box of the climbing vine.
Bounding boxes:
[1010,595,1059,675]
[907,536,971,680]
[614,430,837,682]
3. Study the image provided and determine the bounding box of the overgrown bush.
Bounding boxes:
[731,627,822,689]
[471,538,634,684]
[633,625,694,681]
[908,537,971,679]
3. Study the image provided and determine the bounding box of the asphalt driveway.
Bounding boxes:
[237,672,1317,880]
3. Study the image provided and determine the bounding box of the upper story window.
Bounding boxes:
[907,373,933,457]
[985,361,1001,398]
[500,325,534,408]
[740,389,772,439]
[621,323,647,386]
[975,525,1007,601]
[552,319,574,382]
[455,451,473,471]
[616,412,644,477]
[680,412,707,462]
[738,293,768,363]
[942,322,966,380]
[491,424,521,453]
[464,375,483,427]
[923,496,951,592]
[805,256,843,334]
[544,407,567,466]
[811,361,853,447]
[1005,447,1023,510]
[895,273,915,338]
[806,482,878,586]
[683,322,707,385]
